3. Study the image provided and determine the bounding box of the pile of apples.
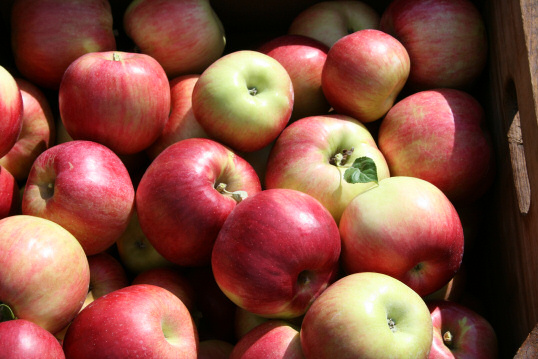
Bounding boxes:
[0,0,501,358]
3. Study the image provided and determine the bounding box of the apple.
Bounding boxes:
[258,34,331,121]
[211,188,341,319]
[426,300,498,358]
[265,114,391,223]
[191,50,294,152]
[288,0,380,48]
[146,74,209,159]
[379,0,488,91]
[230,320,304,359]
[136,137,262,267]
[235,307,270,340]
[10,0,116,89]
[0,319,65,359]
[58,51,171,155]
[62,284,198,359]
[377,88,496,205]
[0,78,55,182]
[22,140,136,255]
[339,176,465,297]
[301,272,433,358]
[0,165,20,219]
[123,0,226,77]
[321,29,410,123]
[199,339,234,359]
[132,267,196,312]
[115,208,176,274]
[0,215,90,334]
[424,264,467,303]
[0,65,23,158]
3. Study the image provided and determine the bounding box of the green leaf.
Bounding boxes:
[343,157,378,184]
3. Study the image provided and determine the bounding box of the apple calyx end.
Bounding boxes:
[443,330,454,348]
[0,303,16,322]
[248,87,258,96]
[387,317,397,333]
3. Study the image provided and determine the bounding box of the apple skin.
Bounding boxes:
[377,88,495,205]
[22,140,136,255]
[0,319,65,359]
[426,300,498,358]
[58,51,171,155]
[0,78,55,182]
[123,0,226,77]
[146,74,210,159]
[62,284,199,359]
[0,215,90,334]
[10,0,116,89]
[258,34,331,121]
[211,188,341,319]
[230,320,304,359]
[136,137,262,267]
[0,65,23,158]
[198,339,234,359]
[339,176,464,297]
[379,0,488,91]
[192,50,294,153]
[0,165,20,219]
[300,272,433,359]
[288,0,380,48]
[322,29,410,123]
[265,114,390,223]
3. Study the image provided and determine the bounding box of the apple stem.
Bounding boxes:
[329,148,354,167]
[0,303,16,322]
[443,330,454,348]
[113,53,121,61]
[215,182,247,203]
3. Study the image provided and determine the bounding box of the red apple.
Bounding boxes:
[379,0,488,90]
[230,320,304,359]
[339,176,465,297]
[0,77,55,182]
[427,300,498,358]
[10,0,116,89]
[199,339,234,359]
[59,51,171,155]
[322,29,410,123]
[377,88,496,205]
[211,188,341,319]
[258,34,331,121]
[0,165,20,219]
[146,74,209,159]
[22,140,136,255]
[0,319,65,359]
[0,65,23,158]
[0,215,90,334]
[63,284,198,359]
[136,137,262,267]
[124,0,226,77]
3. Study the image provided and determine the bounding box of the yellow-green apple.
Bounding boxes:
[379,0,488,91]
[132,267,196,313]
[288,1,380,48]
[136,138,262,267]
[192,50,294,152]
[230,320,304,359]
[62,284,198,359]
[198,339,234,359]
[0,165,20,219]
[257,34,331,121]
[0,65,22,158]
[0,215,90,334]
[58,51,171,155]
[0,78,55,182]
[22,140,135,255]
[123,0,226,77]
[146,74,209,159]
[211,188,341,319]
[235,307,271,340]
[10,0,116,89]
[321,29,410,123]
[300,272,433,359]
[265,114,390,223]
[377,88,495,205]
[115,208,175,275]
[339,176,465,297]
[0,319,65,359]
[426,300,498,358]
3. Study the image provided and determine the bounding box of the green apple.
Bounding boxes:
[300,272,433,359]
[192,50,294,153]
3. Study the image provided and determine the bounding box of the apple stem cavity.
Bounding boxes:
[297,270,312,287]
[443,330,454,348]
[215,182,247,203]
[39,181,55,200]
[0,303,16,322]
